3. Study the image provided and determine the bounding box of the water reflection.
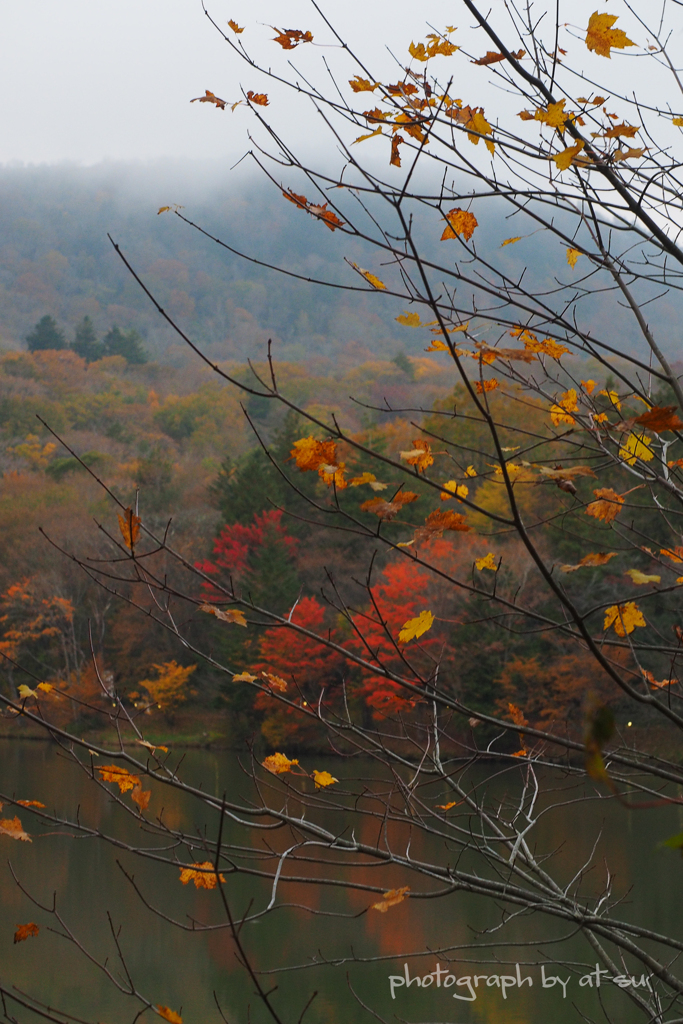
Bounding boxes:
[0,739,681,1023]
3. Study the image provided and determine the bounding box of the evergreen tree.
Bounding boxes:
[72,316,105,363]
[26,315,66,352]
[103,325,147,364]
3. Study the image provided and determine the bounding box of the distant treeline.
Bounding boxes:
[26,314,146,364]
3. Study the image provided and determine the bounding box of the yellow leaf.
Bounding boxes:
[233,671,257,682]
[350,262,386,289]
[598,388,621,409]
[619,432,654,466]
[586,11,635,58]
[97,765,141,794]
[560,552,617,571]
[263,752,299,774]
[501,236,521,247]
[440,481,468,501]
[673,117,683,127]
[178,861,225,890]
[604,601,646,636]
[395,311,422,327]
[371,886,410,912]
[581,379,597,394]
[466,109,494,152]
[409,36,458,61]
[625,569,660,584]
[17,685,37,699]
[554,141,585,171]
[550,388,579,425]
[353,126,383,145]
[156,1008,182,1024]
[311,770,338,788]
[585,488,625,523]
[475,552,497,571]
[200,604,247,627]
[399,439,434,472]
[398,609,434,643]
[441,208,478,242]
[117,507,141,550]
[567,247,581,267]
[534,99,569,129]
[228,19,244,33]
[475,378,499,394]
[350,472,387,491]
[465,465,477,477]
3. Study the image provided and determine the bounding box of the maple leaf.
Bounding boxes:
[585,488,625,523]
[97,765,141,794]
[14,923,39,944]
[353,126,383,145]
[282,189,309,210]
[364,107,391,123]
[190,90,227,110]
[371,886,410,912]
[661,546,683,563]
[625,568,660,585]
[619,432,654,466]
[0,817,31,841]
[539,465,596,482]
[263,752,299,774]
[131,783,151,813]
[560,552,617,571]
[16,799,45,808]
[179,861,225,890]
[135,739,169,753]
[399,439,434,472]
[550,388,579,426]
[604,601,645,636]
[586,11,635,57]
[156,1008,182,1024]
[398,609,434,643]
[465,465,478,477]
[349,76,378,92]
[350,472,387,491]
[272,27,313,49]
[361,491,419,520]
[614,147,646,162]
[262,671,288,693]
[290,436,338,473]
[233,671,257,682]
[409,36,458,61]
[395,311,422,327]
[582,379,597,394]
[441,208,478,242]
[473,48,525,65]
[311,770,338,788]
[475,552,497,571]
[228,19,244,34]
[17,685,37,699]
[350,262,386,290]
[246,91,269,106]
[567,247,581,267]
[475,379,499,393]
[440,481,468,501]
[200,604,247,627]
[414,508,470,543]
[521,337,570,358]
[466,109,494,152]
[118,507,141,550]
[535,99,570,130]
[475,342,536,363]
[643,669,676,690]
[634,405,683,433]
[598,388,622,409]
[435,800,460,810]
[603,122,639,139]
[390,134,404,167]
[554,141,585,171]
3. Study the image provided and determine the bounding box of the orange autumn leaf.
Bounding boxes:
[586,12,635,58]
[523,337,570,358]
[200,604,247,627]
[604,601,645,636]
[118,507,141,550]
[228,19,244,33]
[14,923,39,944]
[409,35,458,61]
[633,405,683,433]
[508,702,528,728]
[560,551,617,572]
[131,783,151,813]
[361,491,419,520]
[538,465,596,482]
[262,671,288,693]
[246,90,269,106]
[156,1007,182,1023]
[0,817,31,842]
[16,800,45,809]
[415,508,470,543]
[643,669,676,690]
[390,134,404,167]
[349,76,378,92]
[263,752,299,774]
[97,765,141,794]
[614,147,646,161]
[190,89,227,110]
[179,861,225,890]
[441,208,478,242]
[272,27,313,49]
[475,378,499,393]
[585,488,625,523]
[466,108,495,152]
[435,800,460,810]
[472,49,525,65]
[371,886,410,912]
[399,439,434,472]
[661,545,683,563]
[475,342,536,363]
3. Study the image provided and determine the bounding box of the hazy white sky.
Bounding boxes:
[0,1,674,167]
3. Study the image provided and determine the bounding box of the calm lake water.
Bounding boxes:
[1,738,683,1024]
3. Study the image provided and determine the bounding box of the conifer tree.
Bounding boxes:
[72,316,104,363]
[103,325,147,364]
[25,314,65,352]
